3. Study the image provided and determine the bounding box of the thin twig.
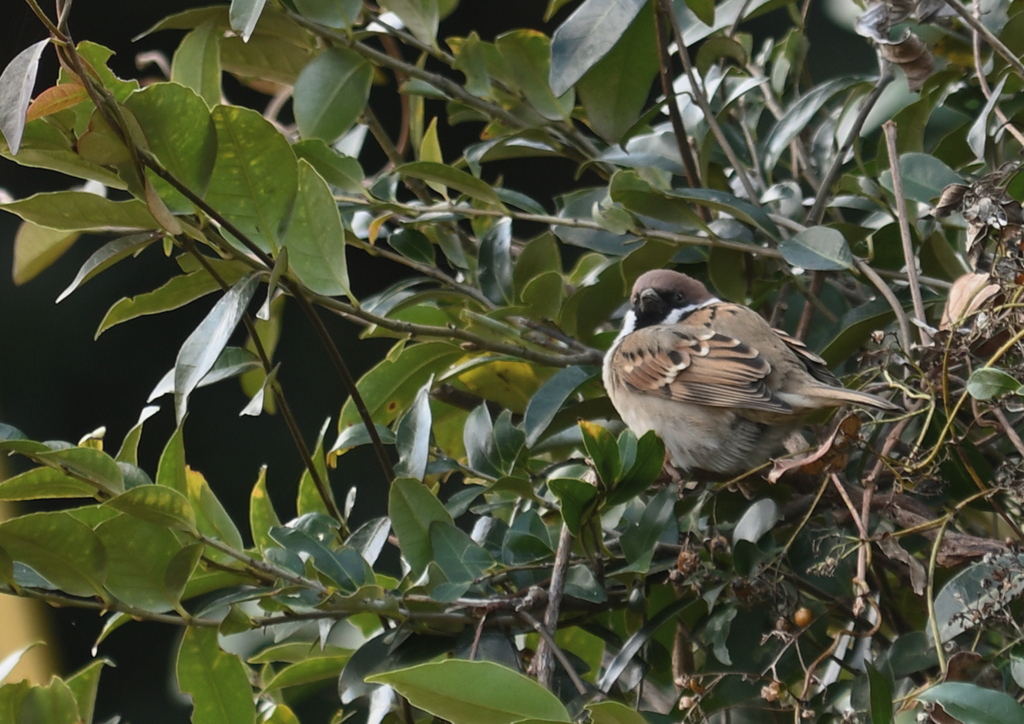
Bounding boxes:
[654,0,702,192]
[288,286,397,482]
[339,196,786,261]
[855,258,912,352]
[532,524,574,689]
[23,0,61,37]
[196,533,330,594]
[517,610,588,695]
[314,292,604,367]
[0,585,222,627]
[664,4,760,203]
[971,0,1024,148]
[926,514,952,673]
[347,236,494,309]
[806,71,893,226]
[795,272,825,341]
[992,408,1024,458]
[942,0,1024,80]
[181,241,349,524]
[883,121,931,347]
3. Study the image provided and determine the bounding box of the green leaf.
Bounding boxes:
[65,658,109,724]
[293,139,365,194]
[117,406,159,465]
[0,511,107,597]
[269,526,366,590]
[150,346,261,401]
[35,447,124,496]
[220,34,314,88]
[187,469,244,557]
[463,404,503,478]
[706,606,736,665]
[125,83,218,212]
[575,1,658,143]
[398,161,503,206]
[388,229,435,265]
[105,485,197,533]
[933,554,1024,642]
[763,76,867,171]
[548,478,597,535]
[229,0,267,42]
[57,232,157,303]
[619,486,677,573]
[0,191,158,232]
[96,263,246,337]
[916,682,1024,724]
[578,419,619,488]
[388,477,454,577]
[0,680,31,721]
[65,41,138,102]
[0,39,49,155]
[157,423,188,495]
[378,0,439,47]
[395,379,434,481]
[261,653,353,691]
[285,160,350,296]
[367,660,571,724]
[495,30,571,121]
[11,221,80,285]
[329,422,397,457]
[296,419,337,518]
[686,0,715,24]
[548,0,647,96]
[524,366,598,447]
[779,226,853,271]
[966,367,1024,401]
[429,521,494,587]
[866,664,893,724]
[0,466,96,501]
[174,273,261,423]
[606,430,664,507]
[337,341,464,430]
[879,152,964,205]
[733,499,779,544]
[293,0,362,28]
[478,218,513,304]
[76,108,132,167]
[609,170,780,240]
[249,466,280,552]
[16,677,80,724]
[0,118,126,189]
[819,292,909,367]
[171,20,222,108]
[587,700,650,724]
[94,513,193,612]
[176,627,257,724]
[205,105,298,253]
[294,48,372,143]
[967,75,1006,162]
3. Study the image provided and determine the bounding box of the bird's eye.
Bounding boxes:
[674,292,686,303]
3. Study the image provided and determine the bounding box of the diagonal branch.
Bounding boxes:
[653,0,702,192]
[662,1,759,203]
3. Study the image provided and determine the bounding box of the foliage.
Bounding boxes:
[2,0,1024,722]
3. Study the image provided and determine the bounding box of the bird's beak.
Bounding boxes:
[637,287,663,313]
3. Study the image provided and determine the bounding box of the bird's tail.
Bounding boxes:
[806,385,902,412]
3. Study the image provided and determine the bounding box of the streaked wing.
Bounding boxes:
[772,327,840,386]
[612,326,793,413]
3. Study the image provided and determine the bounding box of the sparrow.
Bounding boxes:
[602,270,901,476]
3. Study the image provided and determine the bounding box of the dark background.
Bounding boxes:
[0,2,871,721]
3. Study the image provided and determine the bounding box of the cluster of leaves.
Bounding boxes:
[3,0,1024,721]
